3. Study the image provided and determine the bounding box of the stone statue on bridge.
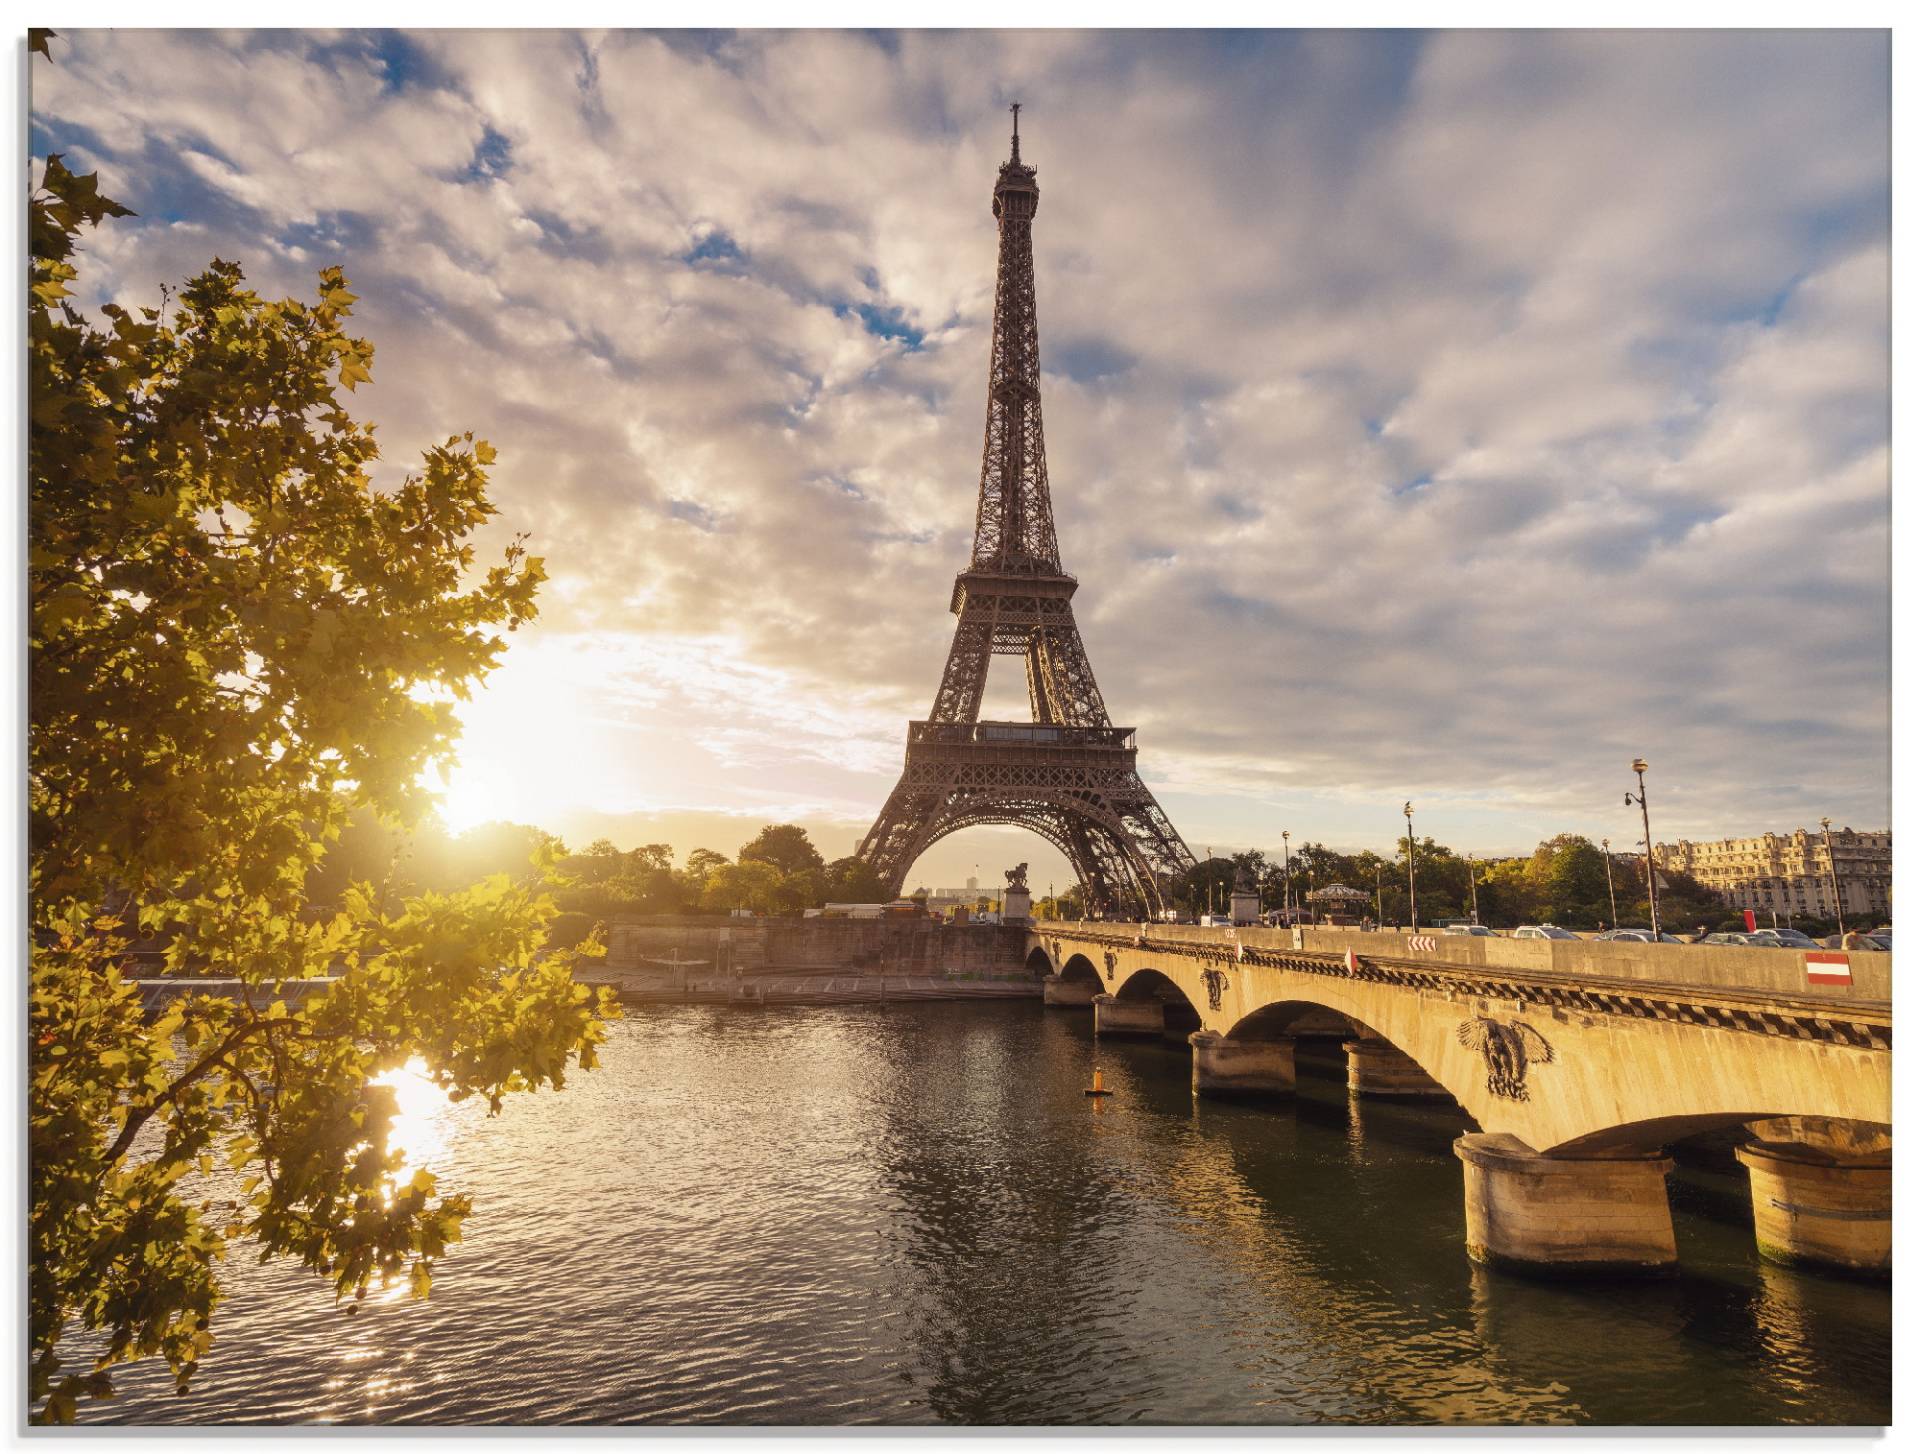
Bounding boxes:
[1005,862,1030,891]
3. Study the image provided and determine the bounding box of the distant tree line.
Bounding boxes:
[314,814,1800,940]
[1138,833,1747,932]
[307,815,895,946]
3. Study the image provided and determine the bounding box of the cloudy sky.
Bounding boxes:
[33,28,1890,891]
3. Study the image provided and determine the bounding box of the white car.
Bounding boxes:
[1443,924,1496,937]
[1513,925,1579,941]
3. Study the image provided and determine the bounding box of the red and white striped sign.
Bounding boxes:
[1408,935,1437,953]
[1806,951,1852,986]
[1344,947,1359,975]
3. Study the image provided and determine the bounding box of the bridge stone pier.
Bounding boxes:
[1035,923,1891,1279]
[1191,1030,1296,1097]
[1092,992,1163,1037]
[1345,1036,1451,1098]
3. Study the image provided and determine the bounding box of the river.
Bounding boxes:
[93,1001,1889,1425]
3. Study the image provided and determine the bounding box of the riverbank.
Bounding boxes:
[577,967,1043,1007]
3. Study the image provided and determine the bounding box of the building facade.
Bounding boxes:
[1653,828,1891,922]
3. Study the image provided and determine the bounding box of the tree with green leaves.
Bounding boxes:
[700,859,783,913]
[1525,834,1612,927]
[737,823,825,878]
[683,847,729,879]
[28,147,612,1423]
[821,854,889,905]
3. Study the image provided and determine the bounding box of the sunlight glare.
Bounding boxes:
[372,1056,452,1178]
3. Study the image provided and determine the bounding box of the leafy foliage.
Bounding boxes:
[27,152,613,1422]
[736,823,825,878]
[821,855,890,905]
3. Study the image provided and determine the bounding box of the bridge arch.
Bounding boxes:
[1023,945,1055,978]
[1549,1113,1893,1158]
[1113,964,1198,1010]
[876,806,1168,920]
[1058,953,1101,986]
[1222,995,1470,1107]
[1224,999,1365,1042]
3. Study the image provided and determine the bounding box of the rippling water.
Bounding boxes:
[92,1003,1888,1425]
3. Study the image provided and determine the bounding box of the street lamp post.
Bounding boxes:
[1467,852,1481,925]
[1281,830,1293,926]
[1373,863,1383,927]
[1601,837,1618,929]
[1820,816,1847,935]
[1403,801,1419,932]
[1624,759,1660,936]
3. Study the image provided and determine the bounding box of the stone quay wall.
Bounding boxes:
[597,916,1035,981]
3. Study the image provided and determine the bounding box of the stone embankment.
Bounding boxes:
[578,915,1041,1006]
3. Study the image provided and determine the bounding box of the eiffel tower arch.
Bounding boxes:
[857,108,1196,919]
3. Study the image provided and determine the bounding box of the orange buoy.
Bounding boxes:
[1085,1067,1113,1097]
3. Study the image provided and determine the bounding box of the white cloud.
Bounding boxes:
[31,28,1890,888]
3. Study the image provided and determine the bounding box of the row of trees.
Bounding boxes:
[310,815,898,937]
[316,815,1775,937]
[1160,833,1734,931]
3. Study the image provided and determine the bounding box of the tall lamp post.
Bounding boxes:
[1281,830,1293,925]
[1625,759,1659,936]
[1820,816,1847,935]
[1601,837,1618,930]
[1467,852,1481,925]
[1373,863,1383,927]
[1403,801,1419,931]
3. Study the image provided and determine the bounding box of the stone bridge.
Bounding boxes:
[1026,923,1890,1279]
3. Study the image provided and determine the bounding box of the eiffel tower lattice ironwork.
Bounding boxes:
[856,108,1196,919]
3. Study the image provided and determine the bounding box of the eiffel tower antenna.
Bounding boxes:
[855,113,1196,919]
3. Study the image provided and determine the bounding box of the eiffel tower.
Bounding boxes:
[857,107,1196,920]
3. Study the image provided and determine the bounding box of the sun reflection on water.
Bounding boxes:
[371,1057,453,1185]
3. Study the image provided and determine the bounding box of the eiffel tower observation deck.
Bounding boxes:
[857,107,1196,919]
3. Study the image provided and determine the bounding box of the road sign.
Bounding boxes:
[1806,951,1852,986]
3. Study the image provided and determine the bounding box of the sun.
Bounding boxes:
[429,760,516,837]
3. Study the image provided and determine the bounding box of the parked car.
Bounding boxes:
[1823,932,1890,951]
[1598,929,1684,944]
[1513,925,1578,941]
[1443,924,1496,937]
[1749,927,1821,949]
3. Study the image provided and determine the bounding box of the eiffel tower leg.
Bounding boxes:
[1032,619,1110,728]
[857,775,939,895]
[928,615,994,725]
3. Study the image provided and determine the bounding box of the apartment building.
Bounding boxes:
[1653,827,1891,921]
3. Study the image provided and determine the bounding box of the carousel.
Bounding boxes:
[1304,883,1371,927]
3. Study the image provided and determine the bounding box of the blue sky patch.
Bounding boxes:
[839,301,924,349]
[685,231,745,267]
[667,498,722,532]
[465,127,513,183]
